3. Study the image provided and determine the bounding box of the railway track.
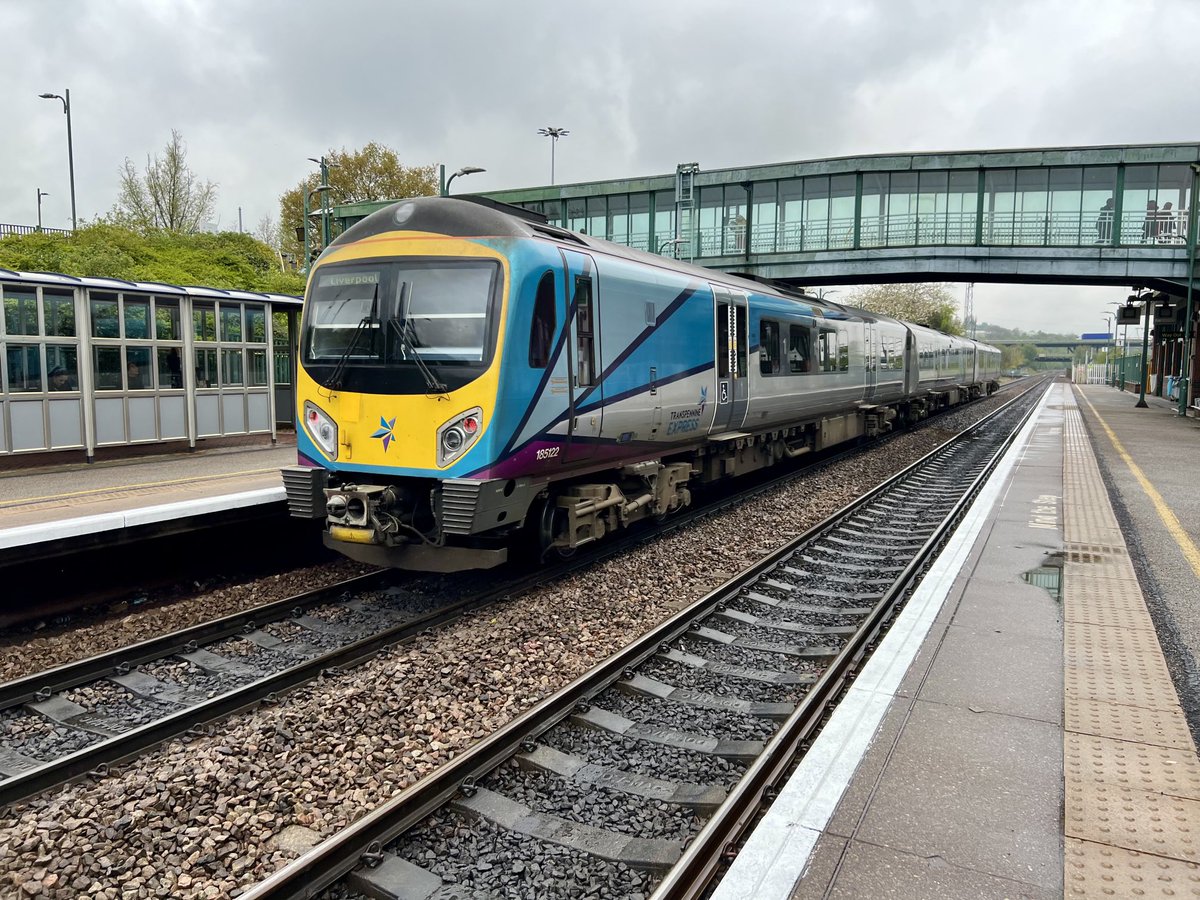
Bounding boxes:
[0,380,1036,818]
[234,379,1049,900]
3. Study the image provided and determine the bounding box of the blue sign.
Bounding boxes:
[1080,332,1112,340]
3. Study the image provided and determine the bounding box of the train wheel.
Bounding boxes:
[538,500,575,561]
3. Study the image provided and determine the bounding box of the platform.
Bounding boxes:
[0,437,294,563]
[714,382,1200,899]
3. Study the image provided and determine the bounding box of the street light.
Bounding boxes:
[1133,291,1152,409]
[1102,313,1116,386]
[38,89,76,231]
[658,237,686,257]
[444,166,486,195]
[537,127,569,185]
[36,189,49,232]
[307,156,339,249]
[816,288,839,301]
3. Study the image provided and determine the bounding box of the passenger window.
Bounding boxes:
[717,302,731,378]
[529,272,556,368]
[838,328,849,371]
[818,329,838,372]
[788,325,810,374]
[760,320,779,375]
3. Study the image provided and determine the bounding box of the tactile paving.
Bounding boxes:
[1065,733,1200,801]
[1065,781,1200,861]
[1066,696,1196,751]
[1065,838,1200,898]
[1061,388,1200,891]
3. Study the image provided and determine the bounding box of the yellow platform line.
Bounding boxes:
[1076,390,1200,581]
[0,467,280,509]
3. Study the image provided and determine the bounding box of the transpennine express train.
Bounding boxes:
[282,196,1001,572]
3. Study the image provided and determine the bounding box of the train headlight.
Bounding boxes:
[436,407,483,467]
[303,401,338,458]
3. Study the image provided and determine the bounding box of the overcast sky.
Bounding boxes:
[4,0,1197,334]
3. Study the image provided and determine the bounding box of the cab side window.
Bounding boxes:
[528,272,556,368]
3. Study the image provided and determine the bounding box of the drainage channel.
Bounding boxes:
[238,382,1048,900]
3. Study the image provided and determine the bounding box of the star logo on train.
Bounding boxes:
[371,416,397,451]
[698,386,708,416]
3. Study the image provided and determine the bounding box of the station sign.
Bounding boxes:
[1080,333,1112,341]
[1117,305,1142,325]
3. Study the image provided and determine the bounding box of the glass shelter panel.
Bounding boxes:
[1122,165,1158,244]
[124,295,151,339]
[802,176,829,251]
[697,186,722,256]
[1048,167,1083,245]
[946,171,978,243]
[43,290,75,336]
[917,171,948,244]
[778,179,804,251]
[1156,165,1191,244]
[1015,168,1049,245]
[652,191,675,255]
[829,175,855,249]
[607,194,628,245]
[983,169,1016,245]
[886,173,917,246]
[156,298,180,340]
[1083,166,1117,244]
[629,193,650,251]
[724,184,747,254]
[751,182,777,253]
[860,174,886,247]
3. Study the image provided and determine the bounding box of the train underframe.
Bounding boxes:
[288,380,999,573]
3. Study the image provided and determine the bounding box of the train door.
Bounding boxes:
[560,249,602,462]
[711,286,748,434]
[864,322,878,401]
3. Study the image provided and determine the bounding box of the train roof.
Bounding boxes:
[329,196,995,347]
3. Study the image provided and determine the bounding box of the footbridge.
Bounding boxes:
[485,143,1199,296]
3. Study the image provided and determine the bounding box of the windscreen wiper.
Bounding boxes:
[321,284,378,390]
[389,282,447,393]
[388,316,448,393]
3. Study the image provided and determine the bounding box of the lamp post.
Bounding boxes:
[1102,313,1116,386]
[658,237,686,257]
[442,166,486,196]
[302,184,330,274]
[537,127,569,185]
[307,157,337,249]
[36,189,49,232]
[38,89,76,231]
[1135,291,1152,408]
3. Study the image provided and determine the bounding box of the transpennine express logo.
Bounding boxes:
[371,416,397,451]
[698,386,708,416]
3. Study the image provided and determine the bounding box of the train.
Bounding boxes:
[282,196,1001,572]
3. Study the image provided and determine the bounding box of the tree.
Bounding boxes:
[0,225,304,295]
[113,130,218,233]
[844,283,964,335]
[279,142,438,263]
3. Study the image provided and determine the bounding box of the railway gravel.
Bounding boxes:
[0,559,375,684]
[0,391,1016,899]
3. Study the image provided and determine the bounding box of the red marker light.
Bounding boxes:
[463,417,479,434]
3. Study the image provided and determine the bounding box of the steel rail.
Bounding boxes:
[238,379,1050,900]
[0,570,394,710]
[0,560,578,809]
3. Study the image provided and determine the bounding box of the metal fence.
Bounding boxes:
[0,224,73,237]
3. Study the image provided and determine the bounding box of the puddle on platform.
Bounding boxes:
[1022,552,1064,602]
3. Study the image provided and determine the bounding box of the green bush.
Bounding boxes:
[0,225,306,295]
